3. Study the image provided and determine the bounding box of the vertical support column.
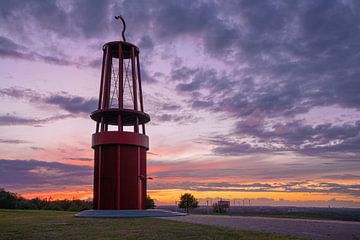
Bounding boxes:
[136,53,146,134]
[118,43,124,131]
[131,46,139,133]
[106,58,112,109]
[96,50,106,133]
[136,53,144,112]
[98,49,106,110]
[100,47,110,132]
[93,148,98,209]
[116,145,121,209]
[143,151,147,209]
[102,46,111,109]
[137,147,141,209]
[97,146,102,209]
[118,43,124,109]
[104,50,112,133]
[100,117,105,132]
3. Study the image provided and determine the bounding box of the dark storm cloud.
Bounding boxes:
[152,113,198,124]
[0,159,92,189]
[0,36,74,65]
[154,0,360,120]
[138,35,154,50]
[1,0,360,161]
[64,157,93,162]
[209,120,360,158]
[0,115,44,126]
[172,68,237,113]
[0,114,73,126]
[147,0,360,160]
[140,67,158,83]
[44,94,97,114]
[0,36,25,51]
[170,67,198,82]
[0,1,112,67]
[0,0,234,67]
[191,99,214,110]
[0,139,30,144]
[0,0,110,39]
[0,87,97,115]
[30,147,45,151]
[148,159,360,196]
[161,103,181,111]
[148,156,360,182]
[322,174,360,180]
[148,179,360,197]
[148,98,198,124]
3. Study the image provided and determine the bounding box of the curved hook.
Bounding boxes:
[115,15,126,42]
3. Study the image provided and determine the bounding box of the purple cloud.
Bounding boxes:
[0,87,97,115]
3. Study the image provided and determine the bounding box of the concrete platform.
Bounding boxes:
[75,209,186,218]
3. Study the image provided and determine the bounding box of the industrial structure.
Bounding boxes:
[91,16,150,210]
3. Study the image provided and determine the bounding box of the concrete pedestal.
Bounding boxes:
[75,209,186,218]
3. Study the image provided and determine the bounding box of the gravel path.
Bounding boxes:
[161,215,360,240]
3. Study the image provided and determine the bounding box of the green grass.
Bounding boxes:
[0,210,303,240]
[197,210,360,222]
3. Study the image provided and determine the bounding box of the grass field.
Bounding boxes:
[162,206,360,222]
[0,210,303,240]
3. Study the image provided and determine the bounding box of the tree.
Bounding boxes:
[145,195,155,209]
[178,193,198,214]
[0,188,17,209]
[0,188,92,211]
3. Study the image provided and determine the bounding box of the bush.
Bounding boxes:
[0,189,18,209]
[0,188,92,211]
[145,195,156,209]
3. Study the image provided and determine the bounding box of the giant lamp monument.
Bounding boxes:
[77,16,184,217]
[91,16,150,210]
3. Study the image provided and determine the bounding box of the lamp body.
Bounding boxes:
[91,41,150,210]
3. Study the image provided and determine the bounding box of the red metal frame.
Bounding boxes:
[91,40,150,210]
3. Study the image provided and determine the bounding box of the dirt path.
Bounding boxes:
[162,215,360,240]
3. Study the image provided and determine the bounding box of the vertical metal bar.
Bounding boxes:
[106,58,112,109]
[142,124,145,135]
[117,116,122,132]
[96,122,99,133]
[118,43,123,131]
[97,146,102,208]
[143,150,147,209]
[100,116,105,132]
[102,46,109,109]
[137,147,141,209]
[93,149,98,209]
[98,49,106,110]
[118,43,124,109]
[131,46,139,133]
[136,53,144,112]
[131,47,138,111]
[117,145,121,209]
[136,52,145,134]
[134,118,139,133]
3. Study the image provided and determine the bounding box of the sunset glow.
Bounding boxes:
[0,1,359,208]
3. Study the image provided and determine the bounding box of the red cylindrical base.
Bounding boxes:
[92,132,148,210]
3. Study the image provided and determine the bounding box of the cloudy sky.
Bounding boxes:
[0,0,359,207]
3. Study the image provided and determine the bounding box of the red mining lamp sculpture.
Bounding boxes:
[91,16,150,210]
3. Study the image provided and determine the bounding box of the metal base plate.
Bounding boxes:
[75,209,186,218]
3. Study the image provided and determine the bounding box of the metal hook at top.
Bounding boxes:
[115,15,126,42]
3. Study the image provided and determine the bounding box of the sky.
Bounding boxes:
[0,0,360,208]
